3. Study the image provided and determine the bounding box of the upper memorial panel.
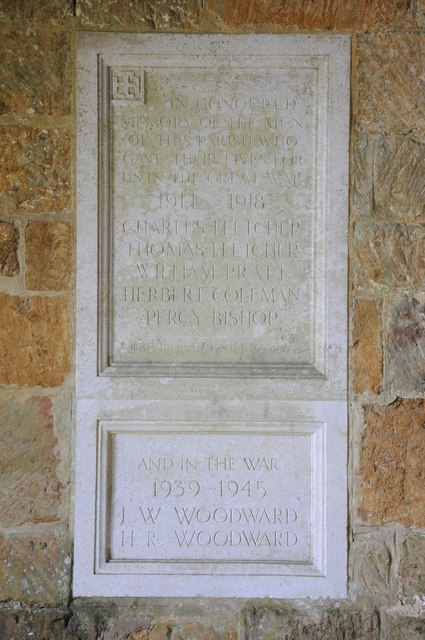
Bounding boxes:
[78,34,349,381]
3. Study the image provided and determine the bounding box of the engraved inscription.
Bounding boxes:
[75,33,349,600]
[101,424,324,566]
[101,58,328,373]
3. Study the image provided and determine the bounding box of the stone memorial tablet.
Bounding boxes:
[98,43,328,377]
[98,422,323,570]
[75,34,349,598]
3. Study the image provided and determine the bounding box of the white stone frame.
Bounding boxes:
[75,33,350,599]
[95,421,326,576]
[97,52,329,378]
[74,399,346,598]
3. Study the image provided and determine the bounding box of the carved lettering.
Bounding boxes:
[110,61,316,368]
[174,529,298,548]
[108,428,316,564]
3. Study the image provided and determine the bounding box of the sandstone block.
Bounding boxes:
[351,133,373,220]
[0,0,73,25]
[359,399,425,528]
[352,298,382,394]
[352,532,392,598]
[66,604,111,640]
[353,223,425,294]
[25,221,72,291]
[107,622,173,640]
[372,137,425,222]
[244,606,380,639]
[399,535,425,603]
[0,608,73,640]
[389,615,425,640]
[123,621,238,640]
[388,295,425,396]
[0,127,71,215]
[0,294,70,387]
[354,33,425,140]
[0,30,71,116]
[204,0,413,30]
[68,607,239,640]
[0,220,18,276]
[418,0,425,26]
[77,0,203,29]
[0,529,71,606]
[352,136,425,222]
[0,396,63,527]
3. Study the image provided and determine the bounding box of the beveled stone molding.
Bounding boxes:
[95,420,325,576]
[83,35,350,378]
[73,399,347,598]
[75,33,349,599]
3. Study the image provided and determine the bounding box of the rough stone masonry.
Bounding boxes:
[0,0,425,638]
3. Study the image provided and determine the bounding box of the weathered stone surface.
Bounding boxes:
[0,529,71,606]
[0,396,62,527]
[0,0,73,25]
[245,606,380,639]
[106,621,173,640]
[104,620,238,640]
[124,625,171,640]
[0,30,71,116]
[389,615,425,640]
[418,0,425,26]
[0,221,18,276]
[0,608,73,640]
[25,221,72,291]
[388,295,425,395]
[354,33,425,140]
[0,609,236,640]
[69,606,239,640]
[121,621,237,640]
[353,223,425,294]
[372,137,425,222]
[80,0,414,31]
[0,128,71,215]
[352,532,392,598]
[0,606,388,640]
[399,535,425,603]
[351,133,373,220]
[204,0,413,30]
[359,399,425,528]
[0,294,70,387]
[67,604,116,640]
[77,0,203,29]
[352,298,382,394]
[353,534,392,595]
[352,135,425,221]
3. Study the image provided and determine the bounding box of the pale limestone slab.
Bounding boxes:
[77,33,349,393]
[100,54,326,377]
[73,399,346,598]
[100,423,323,571]
[75,33,350,598]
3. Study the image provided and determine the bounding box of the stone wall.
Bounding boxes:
[0,1,424,638]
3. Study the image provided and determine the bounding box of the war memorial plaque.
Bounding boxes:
[74,34,349,598]
[98,39,329,377]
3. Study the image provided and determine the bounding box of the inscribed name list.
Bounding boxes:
[107,426,319,565]
[111,65,318,365]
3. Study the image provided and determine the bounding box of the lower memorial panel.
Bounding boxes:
[95,420,325,577]
[73,400,347,598]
